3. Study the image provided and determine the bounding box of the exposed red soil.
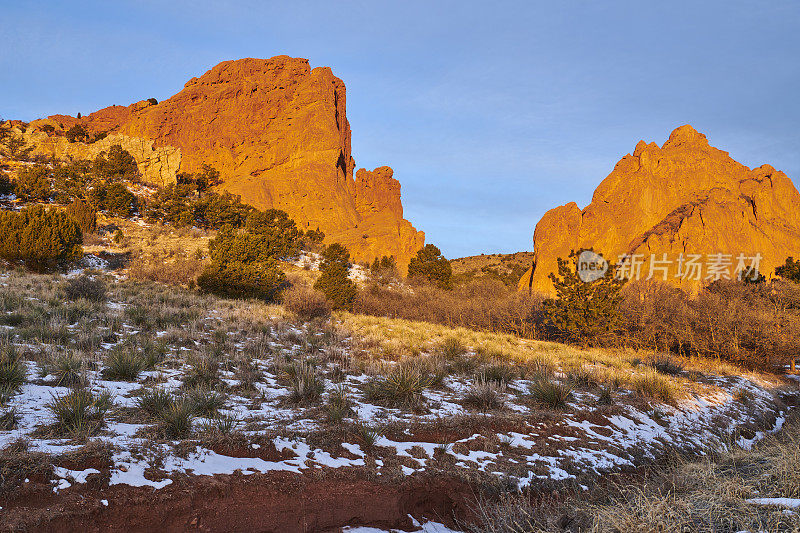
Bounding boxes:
[0,470,476,533]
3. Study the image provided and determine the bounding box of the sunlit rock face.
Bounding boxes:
[520,125,800,294]
[32,56,424,272]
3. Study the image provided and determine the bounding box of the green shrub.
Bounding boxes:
[104,183,137,217]
[0,175,12,196]
[92,145,139,181]
[65,124,88,143]
[90,181,138,217]
[370,255,397,275]
[243,209,302,259]
[314,243,357,310]
[314,261,357,310]
[543,249,625,344]
[0,205,83,272]
[408,244,452,289]
[776,257,800,283]
[14,165,51,201]
[198,260,285,301]
[1,135,33,160]
[65,199,97,233]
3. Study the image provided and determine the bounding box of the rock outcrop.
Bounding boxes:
[27,56,424,271]
[520,125,800,294]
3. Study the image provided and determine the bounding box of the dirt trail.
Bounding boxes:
[0,471,475,533]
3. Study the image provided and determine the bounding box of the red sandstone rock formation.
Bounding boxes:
[520,125,800,294]
[36,56,424,271]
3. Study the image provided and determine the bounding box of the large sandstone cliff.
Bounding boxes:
[520,125,800,294]
[27,56,424,271]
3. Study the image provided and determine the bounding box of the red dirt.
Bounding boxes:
[0,471,477,533]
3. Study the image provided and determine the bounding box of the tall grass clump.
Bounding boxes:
[283,360,324,404]
[0,407,18,430]
[647,355,685,376]
[101,349,144,381]
[135,388,173,418]
[185,387,226,416]
[198,413,240,437]
[49,352,87,386]
[158,399,196,439]
[47,389,112,437]
[0,345,26,393]
[463,377,505,411]
[182,354,220,389]
[528,378,572,410]
[364,364,433,408]
[325,384,354,422]
[440,336,467,359]
[234,354,262,390]
[281,284,331,321]
[64,275,107,303]
[479,361,517,385]
[632,371,678,405]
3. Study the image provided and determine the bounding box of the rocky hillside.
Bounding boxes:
[19,56,425,272]
[520,125,800,294]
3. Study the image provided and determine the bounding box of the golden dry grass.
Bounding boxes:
[334,311,784,401]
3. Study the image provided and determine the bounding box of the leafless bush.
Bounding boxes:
[354,278,544,338]
[618,279,800,371]
[128,254,204,287]
[64,275,106,302]
[281,284,331,320]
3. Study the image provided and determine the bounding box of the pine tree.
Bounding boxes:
[776,257,800,283]
[407,244,452,289]
[314,243,357,310]
[543,249,625,344]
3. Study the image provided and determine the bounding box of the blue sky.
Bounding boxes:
[2,1,798,258]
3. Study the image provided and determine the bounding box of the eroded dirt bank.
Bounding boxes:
[1,471,475,532]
